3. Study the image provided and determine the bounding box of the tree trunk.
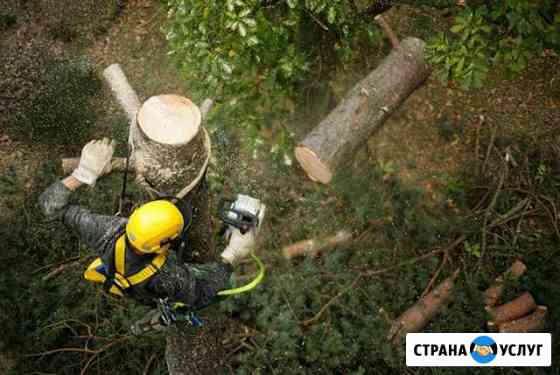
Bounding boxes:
[295,37,431,184]
[103,65,226,374]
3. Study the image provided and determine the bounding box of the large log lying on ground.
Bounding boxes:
[295,37,431,184]
[483,260,527,307]
[388,269,459,344]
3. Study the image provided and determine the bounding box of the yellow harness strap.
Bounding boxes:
[84,234,167,296]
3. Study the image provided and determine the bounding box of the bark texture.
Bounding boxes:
[498,306,548,333]
[295,37,431,184]
[282,230,353,259]
[388,269,459,344]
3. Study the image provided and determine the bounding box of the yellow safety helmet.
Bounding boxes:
[126,200,185,254]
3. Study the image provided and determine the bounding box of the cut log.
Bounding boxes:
[486,292,537,325]
[388,269,459,344]
[484,260,527,307]
[282,230,353,259]
[498,306,548,333]
[61,157,131,175]
[295,37,431,184]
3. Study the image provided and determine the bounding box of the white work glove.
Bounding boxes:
[221,204,266,265]
[71,138,116,186]
[221,227,257,265]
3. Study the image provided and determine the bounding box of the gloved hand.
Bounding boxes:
[71,138,116,186]
[220,227,257,265]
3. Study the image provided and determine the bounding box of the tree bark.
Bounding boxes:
[388,269,459,344]
[103,65,226,374]
[295,37,431,184]
[282,230,353,259]
[498,306,548,333]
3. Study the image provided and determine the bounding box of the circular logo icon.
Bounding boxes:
[470,336,497,364]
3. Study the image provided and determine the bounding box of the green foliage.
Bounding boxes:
[163,0,383,152]
[427,1,560,88]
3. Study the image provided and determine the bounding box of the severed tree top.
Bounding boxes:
[137,94,201,145]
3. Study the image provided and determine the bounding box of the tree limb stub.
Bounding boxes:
[484,260,527,307]
[102,63,141,148]
[498,306,548,333]
[282,230,353,259]
[61,157,132,175]
[487,292,537,325]
[295,37,431,184]
[388,269,459,344]
[375,14,400,49]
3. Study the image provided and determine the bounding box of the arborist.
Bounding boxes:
[39,138,261,332]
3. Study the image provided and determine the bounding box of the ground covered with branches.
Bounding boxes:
[0,1,558,374]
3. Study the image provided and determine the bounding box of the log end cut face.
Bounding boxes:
[294,146,333,184]
[138,94,202,145]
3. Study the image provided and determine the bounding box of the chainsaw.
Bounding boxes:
[131,194,266,335]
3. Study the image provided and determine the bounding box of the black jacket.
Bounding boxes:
[39,181,232,309]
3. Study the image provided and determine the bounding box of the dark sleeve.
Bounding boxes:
[38,181,127,254]
[151,259,233,310]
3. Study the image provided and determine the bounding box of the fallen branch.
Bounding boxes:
[361,235,465,277]
[483,259,527,307]
[374,14,400,49]
[302,274,362,327]
[42,261,81,282]
[419,250,449,298]
[388,269,460,344]
[282,230,353,259]
[498,306,548,333]
[61,157,132,175]
[487,292,537,325]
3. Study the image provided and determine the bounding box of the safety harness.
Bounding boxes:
[83,234,167,297]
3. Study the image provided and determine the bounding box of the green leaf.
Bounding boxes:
[238,22,247,37]
[327,7,336,24]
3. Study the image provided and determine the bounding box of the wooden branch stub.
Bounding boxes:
[484,260,527,307]
[102,64,141,149]
[375,14,400,49]
[498,306,548,333]
[282,230,353,259]
[61,157,132,175]
[388,269,460,344]
[486,292,537,325]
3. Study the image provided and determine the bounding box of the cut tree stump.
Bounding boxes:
[486,292,537,325]
[102,65,227,375]
[388,269,459,344]
[295,37,431,184]
[483,260,527,307]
